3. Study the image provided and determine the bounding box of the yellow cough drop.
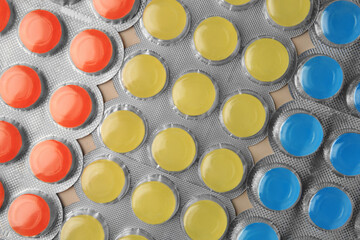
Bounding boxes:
[201,148,244,193]
[142,0,188,41]
[194,16,239,62]
[132,181,177,224]
[101,110,146,153]
[81,159,127,203]
[122,54,167,99]
[267,0,311,27]
[244,38,289,82]
[222,93,267,138]
[172,72,217,117]
[60,215,105,240]
[183,200,228,240]
[151,127,196,172]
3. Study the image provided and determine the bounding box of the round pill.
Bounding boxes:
[118,236,148,240]
[19,10,62,54]
[0,181,4,209]
[81,159,127,203]
[193,17,239,63]
[330,133,360,176]
[0,65,42,108]
[308,187,352,230]
[298,56,343,100]
[60,215,105,240]
[29,140,73,183]
[142,0,188,41]
[8,194,52,237]
[237,222,279,240]
[93,0,139,20]
[50,85,93,128]
[258,167,301,211]
[266,0,311,27]
[0,120,22,163]
[200,148,244,193]
[132,181,177,224]
[244,38,289,83]
[101,110,146,153]
[320,0,360,45]
[0,0,11,33]
[122,54,167,99]
[172,72,217,117]
[221,93,267,138]
[70,29,113,73]
[279,113,323,157]
[183,199,228,240]
[151,127,196,172]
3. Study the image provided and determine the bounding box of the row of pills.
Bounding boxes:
[0,119,79,182]
[0,4,117,75]
[98,107,251,194]
[270,109,360,177]
[61,154,232,240]
[0,187,62,238]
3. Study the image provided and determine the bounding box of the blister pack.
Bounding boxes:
[58,148,236,240]
[288,0,360,118]
[0,0,124,239]
[49,0,147,32]
[88,0,327,201]
[229,98,360,239]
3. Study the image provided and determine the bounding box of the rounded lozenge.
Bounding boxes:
[150,126,197,172]
[121,52,167,99]
[279,113,323,157]
[308,186,352,230]
[266,0,311,28]
[81,159,128,203]
[131,177,178,225]
[0,120,22,164]
[19,10,63,54]
[221,92,268,139]
[172,71,218,118]
[70,29,113,74]
[329,133,360,176]
[0,180,4,209]
[142,0,189,43]
[49,85,93,128]
[182,198,228,240]
[243,37,290,83]
[193,16,239,64]
[8,193,54,237]
[30,139,73,183]
[317,0,360,46]
[100,108,146,153]
[93,0,140,21]
[258,167,301,211]
[237,222,279,240]
[0,0,11,33]
[296,55,343,100]
[199,147,244,193]
[0,65,42,109]
[60,214,106,240]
